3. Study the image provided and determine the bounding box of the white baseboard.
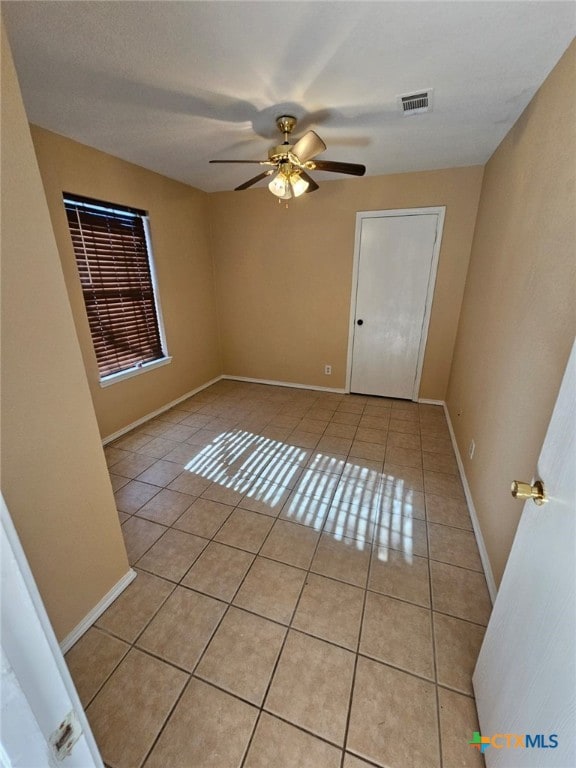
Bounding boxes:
[443,403,497,603]
[60,568,137,653]
[102,375,223,445]
[221,374,347,394]
[418,398,445,406]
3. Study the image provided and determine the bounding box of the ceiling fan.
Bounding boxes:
[209,115,366,199]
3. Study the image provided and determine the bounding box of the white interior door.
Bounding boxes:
[473,339,576,766]
[349,210,442,399]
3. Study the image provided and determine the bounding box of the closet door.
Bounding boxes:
[350,211,441,399]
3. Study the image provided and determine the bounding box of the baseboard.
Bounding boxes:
[60,569,137,653]
[443,403,497,603]
[102,375,223,445]
[418,398,445,406]
[221,374,347,394]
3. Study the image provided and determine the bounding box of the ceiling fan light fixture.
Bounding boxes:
[268,171,290,198]
[290,173,309,197]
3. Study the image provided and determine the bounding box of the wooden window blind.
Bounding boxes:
[64,194,165,379]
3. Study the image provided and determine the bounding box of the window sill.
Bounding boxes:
[99,356,172,388]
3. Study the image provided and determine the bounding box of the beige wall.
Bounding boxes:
[31,126,222,439]
[209,166,483,399]
[1,21,129,641]
[447,41,576,586]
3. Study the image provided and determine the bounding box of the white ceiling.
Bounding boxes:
[4,1,575,192]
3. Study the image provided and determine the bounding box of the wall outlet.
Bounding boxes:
[468,439,475,460]
[324,364,332,376]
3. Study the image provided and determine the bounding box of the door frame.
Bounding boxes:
[345,207,445,400]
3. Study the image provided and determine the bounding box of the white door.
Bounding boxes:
[349,209,443,399]
[0,496,103,767]
[473,339,576,766]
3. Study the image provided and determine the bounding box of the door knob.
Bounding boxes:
[357,319,364,326]
[511,480,548,506]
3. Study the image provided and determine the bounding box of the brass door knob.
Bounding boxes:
[511,480,548,506]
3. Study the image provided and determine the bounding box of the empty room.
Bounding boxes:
[1,2,575,767]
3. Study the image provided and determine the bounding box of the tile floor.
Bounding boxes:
[66,380,490,768]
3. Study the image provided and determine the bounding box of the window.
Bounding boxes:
[63,194,169,385]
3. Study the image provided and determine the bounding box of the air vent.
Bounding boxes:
[398,89,433,116]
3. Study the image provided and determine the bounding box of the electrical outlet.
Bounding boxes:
[324,364,332,376]
[469,439,475,460]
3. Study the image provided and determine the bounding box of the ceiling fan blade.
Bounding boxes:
[312,160,366,176]
[209,159,270,164]
[234,170,273,191]
[299,171,319,193]
[291,130,327,163]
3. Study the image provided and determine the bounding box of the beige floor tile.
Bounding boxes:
[288,429,321,449]
[112,452,157,479]
[162,443,204,465]
[109,473,130,492]
[196,607,286,705]
[360,592,434,680]
[332,411,362,427]
[244,713,342,768]
[114,480,161,514]
[293,573,364,650]
[382,463,424,493]
[214,508,275,553]
[306,451,347,474]
[316,434,354,454]
[137,436,181,459]
[311,532,371,587]
[433,613,485,696]
[421,432,453,454]
[293,468,340,501]
[65,628,129,706]
[105,446,131,468]
[355,426,388,445]
[423,450,459,475]
[158,423,201,442]
[239,479,292,517]
[388,411,420,435]
[428,523,483,571]
[426,493,472,530]
[87,649,187,768]
[265,630,355,745]
[380,487,426,520]
[343,754,375,767]
[386,430,421,450]
[333,469,382,508]
[260,519,320,569]
[350,440,386,462]
[118,511,131,524]
[372,513,428,557]
[233,557,306,624]
[167,471,212,496]
[392,400,419,413]
[324,421,357,439]
[297,417,329,435]
[358,415,389,431]
[136,459,183,487]
[420,420,450,437]
[424,470,465,500]
[137,586,226,670]
[135,488,194,525]
[201,474,255,506]
[144,677,258,768]
[385,445,423,469]
[173,497,233,537]
[96,570,174,643]
[323,501,375,545]
[136,529,207,582]
[430,561,492,625]
[121,517,167,564]
[369,546,431,607]
[363,401,392,415]
[438,687,485,768]
[280,491,332,530]
[181,541,254,601]
[347,657,440,768]
[113,433,154,452]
